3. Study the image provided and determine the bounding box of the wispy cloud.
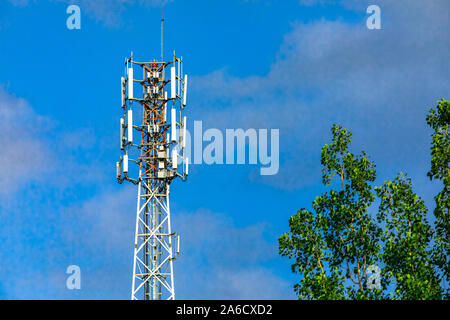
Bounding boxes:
[0,85,121,298]
[298,0,364,9]
[0,85,110,199]
[61,205,294,299]
[6,0,170,27]
[0,149,293,299]
[190,0,450,190]
[0,86,51,195]
[174,209,295,299]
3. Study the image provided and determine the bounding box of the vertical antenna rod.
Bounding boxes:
[161,6,164,62]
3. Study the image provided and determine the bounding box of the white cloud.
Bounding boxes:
[62,203,294,299]
[214,268,293,299]
[0,183,294,298]
[0,85,110,199]
[0,87,51,195]
[190,0,450,190]
[174,209,295,299]
[6,0,170,27]
[6,0,31,6]
[62,186,136,255]
[298,0,364,9]
[176,266,294,299]
[60,0,168,27]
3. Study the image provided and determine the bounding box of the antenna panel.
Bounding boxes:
[171,108,177,142]
[116,161,121,179]
[183,74,188,106]
[172,149,178,169]
[171,67,176,98]
[121,77,126,108]
[128,109,133,144]
[120,118,125,150]
[123,154,129,174]
[182,116,187,149]
[128,67,134,99]
[164,91,168,122]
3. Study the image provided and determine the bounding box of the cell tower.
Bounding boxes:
[116,25,189,300]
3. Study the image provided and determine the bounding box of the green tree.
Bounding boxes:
[279,125,383,299]
[280,114,449,299]
[279,208,345,299]
[375,173,442,299]
[426,99,449,297]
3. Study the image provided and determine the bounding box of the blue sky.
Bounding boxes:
[0,0,449,299]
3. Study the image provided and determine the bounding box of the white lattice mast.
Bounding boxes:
[116,45,189,300]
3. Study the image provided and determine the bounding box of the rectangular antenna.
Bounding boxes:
[182,116,187,149]
[120,118,125,150]
[116,161,121,179]
[171,108,176,142]
[123,154,129,174]
[172,149,177,169]
[128,67,134,99]
[178,59,181,96]
[164,91,168,122]
[183,74,188,106]
[171,67,176,99]
[121,77,126,108]
[128,109,133,144]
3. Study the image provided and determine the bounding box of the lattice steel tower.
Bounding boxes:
[116,39,189,299]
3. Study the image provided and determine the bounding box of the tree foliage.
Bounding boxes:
[280,100,449,299]
[426,99,449,297]
[279,124,382,299]
[375,174,442,299]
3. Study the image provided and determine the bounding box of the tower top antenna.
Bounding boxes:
[161,6,164,62]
